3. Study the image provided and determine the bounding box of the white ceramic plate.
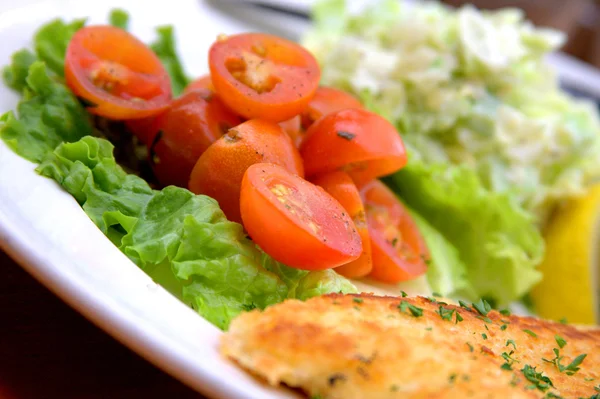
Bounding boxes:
[2,1,600,398]
[0,1,313,397]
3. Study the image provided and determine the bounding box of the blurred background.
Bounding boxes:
[442,0,600,68]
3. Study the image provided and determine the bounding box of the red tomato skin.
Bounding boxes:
[209,33,320,122]
[188,119,304,223]
[301,86,363,129]
[65,25,171,120]
[300,109,408,185]
[278,115,303,147]
[184,74,214,94]
[361,180,429,283]
[151,89,243,188]
[312,171,373,277]
[241,163,362,270]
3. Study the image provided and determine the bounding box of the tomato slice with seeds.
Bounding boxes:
[241,163,362,270]
[301,86,363,129]
[361,180,429,283]
[312,171,372,278]
[65,26,171,120]
[189,119,303,223]
[184,74,214,94]
[149,89,243,188]
[300,108,408,186]
[209,33,320,122]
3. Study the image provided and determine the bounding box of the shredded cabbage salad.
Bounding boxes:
[305,0,600,305]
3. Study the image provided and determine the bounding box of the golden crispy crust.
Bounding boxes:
[221,294,600,399]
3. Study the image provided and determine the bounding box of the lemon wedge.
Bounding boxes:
[531,185,600,325]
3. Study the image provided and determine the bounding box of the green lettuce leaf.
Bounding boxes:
[34,18,85,76]
[390,159,544,305]
[3,49,37,91]
[408,208,472,298]
[150,25,190,96]
[36,136,355,329]
[109,9,130,30]
[0,62,92,163]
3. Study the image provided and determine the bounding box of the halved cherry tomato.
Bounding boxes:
[209,33,320,122]
[278,115,303,147]
[312,171,372,278]
[361,180,429,283]
[125,112,166,145]
[241,163,362,270]
[65,26,171,120]
[149,89,242,188]
[300,109,407,185]
[189,119,304,223]
[184,74,214,94]
[301,86,363,129]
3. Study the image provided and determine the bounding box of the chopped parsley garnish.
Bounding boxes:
[499,309,511,316]
[500,324,508,331]
[459,300,471,309]
[472,299,492,316]
[482,333,488,340]
[448,373,457,383]
[554,335,566,349]
[398,301,423,317]
[506,339,517,349]
[336,130,356,140]
[545,393,562,399]
[522,329,538,338]
[455,312,464,324]
[427,296,437,303]
[401,291,407,298]
[353,297,364,304]
[501,350,519,371]
[466,342,474,352]
[521,364,554,392]
[542,346,587,375]
[435,305,455,321]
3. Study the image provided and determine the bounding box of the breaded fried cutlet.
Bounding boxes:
[221,293,600,399]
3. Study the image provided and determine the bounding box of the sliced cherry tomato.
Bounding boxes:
[300,108,407,185]
[209,33,320,122]
[65,26,171,120]
[184,74,214,94]
[125,112,166,145]
[361,180,429,283]
[189,119,304,223]
[241,163,362,270]
[301,86,363,129]
[148,89,242,188]
[312,171,372,277]
[278,115,303,147]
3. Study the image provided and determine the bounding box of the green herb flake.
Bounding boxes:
[554,335,567,349]
[435,305,455,321]
[521,364,554,392]
[448,373,457,383]
[559,317,568,325]
[482,333,488,340]
[353,297,364,304]
[500,324,508,331]
[455,312,464,324]
[401,291,407,298]
[545,393,562,399]
[522,329,538,338]
[506,339,517,349]
[459,300,471,309]
[500,363,512,371]
[472,299,492,316]
[398,301,423,317]
[466,342,474,352]
[499,309,511,316]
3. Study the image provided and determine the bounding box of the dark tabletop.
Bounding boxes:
[0,248,204,399]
